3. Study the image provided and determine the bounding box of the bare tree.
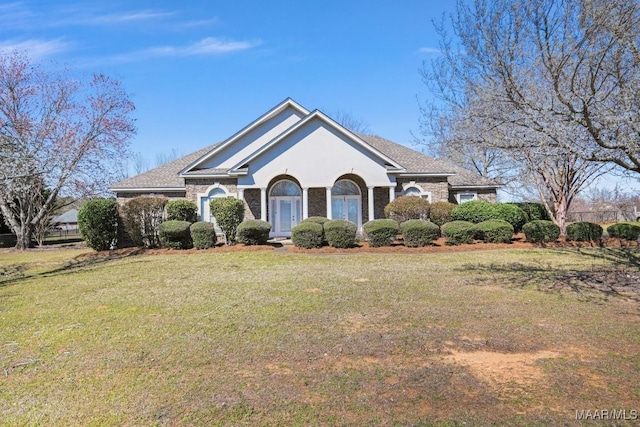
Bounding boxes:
[418,0,623,233]
[0,51,135,249]
[328,109,371,135]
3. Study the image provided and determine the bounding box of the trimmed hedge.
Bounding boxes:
[363,219,399,247]
[476,219,514,243]
[324,219,357,248]
[237,219,271,245]
[441,220,477,245]
[400,219,440,247]
[78,198,120,251]
[166,200,198,223]
[159,220,193,249]
[566,222,603,242]
[429,201,456,226]
[509,202,550,221]
[210,198,245,245]
[607,223,640,241]
[451,201,527,232]
[121,196,167,248]
[190,222,217,249]
[300,216,329,244]
[522,220,561,243]
[292,221,324,249]
[384,196,431,223]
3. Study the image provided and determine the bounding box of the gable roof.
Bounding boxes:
[226,110,405,175]
[179,98,309,175]
[110,99,500,192]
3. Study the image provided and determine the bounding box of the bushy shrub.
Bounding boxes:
[210,198,244,245]
[166,200,198,223]
[451,201,527,232]
[400,219,440,247]
[292,221,324,249]
[476,219,514,243]
[441,220,477,245]
[237,219,271,245]
[566,222,603,242]
[522,220,561,243]
[159,220,193,249]
[121,196,167,248]
[300,216,329,226]
[509,202,550,221]
[384,196,431,223]
[607,223,640,241]
[300,216,329,243]
[363,219,399,247]
[429,201,456,226]
[190,222,217,249]
[78,198,120,251]
[324,219,357,248]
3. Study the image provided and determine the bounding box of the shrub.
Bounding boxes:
[237,219,271,245]
[429,201,456,226]
[400,219,440,247]
[166,200,198,223]
[324,219,357,248]
[300,216,329,244]
[210,198,244,245]
[363,219,399,247]
[509,202,550,221]
[121,196,167,248]
[476,219,514,243]
[78,198,120,251]
[607,223,640,241]
[522,220,561,243]
[566,222,603,242]
[384,196,431,223]
[441,220,477,245]
[292,221,324,249]
[190,222,217,249]
[451,201,527,232]
[159,220,193,249]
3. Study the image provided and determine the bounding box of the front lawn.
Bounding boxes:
[0,247,639,425]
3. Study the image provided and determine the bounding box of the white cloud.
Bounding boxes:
[78,10,176,25]
[0,38,70,59]
[419,47,441,54]
[141,37,261,58]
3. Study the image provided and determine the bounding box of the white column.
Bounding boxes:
[325,186,333,219]
[302,187,309,219]
[237,188,244,201]
[389,186,395,202]
[260,188,267,221]
[368,186,375,221]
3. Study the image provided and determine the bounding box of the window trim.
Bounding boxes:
[401,182,431,202]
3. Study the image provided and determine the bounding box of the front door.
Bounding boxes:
[271,197,301,237]
[332,195,361,228]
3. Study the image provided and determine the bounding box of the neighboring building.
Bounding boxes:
[110,98,499,237]
[53,208,79,232]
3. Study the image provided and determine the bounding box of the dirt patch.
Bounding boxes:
[441,349,560,389]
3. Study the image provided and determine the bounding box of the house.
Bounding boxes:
[110,98,499,237]
[53,208,79,232]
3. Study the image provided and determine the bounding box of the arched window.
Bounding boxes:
[198,186,230,225]
[270,180,301,197]
[332,180,360,196]
[404,187,422,197]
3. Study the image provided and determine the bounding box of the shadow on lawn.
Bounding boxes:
[461,248,640,303]
[0,248,146,288]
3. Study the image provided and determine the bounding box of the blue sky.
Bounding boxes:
[0,0,450,162]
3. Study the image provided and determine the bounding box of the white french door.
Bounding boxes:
[332,195,361,229]
[270,196,302,236]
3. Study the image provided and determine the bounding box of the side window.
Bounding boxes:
[458,192,477,203]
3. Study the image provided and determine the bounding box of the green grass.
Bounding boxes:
[0,247,639,426]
